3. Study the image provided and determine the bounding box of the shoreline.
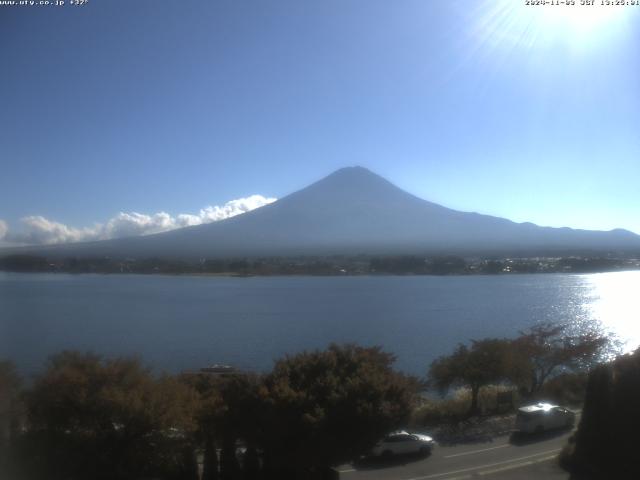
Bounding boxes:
[1,267,639,278]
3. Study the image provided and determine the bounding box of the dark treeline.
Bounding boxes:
[0,325,621,480]
[562,348,640,479]
[1,253,638,276]
[0,344,419,480]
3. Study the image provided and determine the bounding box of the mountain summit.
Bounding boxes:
[10,167,640,258]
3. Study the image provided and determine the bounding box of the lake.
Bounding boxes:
[1,271,639,377]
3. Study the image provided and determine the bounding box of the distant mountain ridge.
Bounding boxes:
[5,166,640,258]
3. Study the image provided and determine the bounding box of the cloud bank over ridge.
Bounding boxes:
[1,195,276,246]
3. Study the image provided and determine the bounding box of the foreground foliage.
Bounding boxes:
[3,344,418,480]
[0,360,22,475]
[2,326,611,479]
[429,339,512,415]
[260,344,419,476]
[428,323,611,414]
[12,352,199,480]
[564,348,640,479]
[511,323,609,396]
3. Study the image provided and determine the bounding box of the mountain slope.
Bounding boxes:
[7,167,640,258]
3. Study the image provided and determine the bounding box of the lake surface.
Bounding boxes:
[1,271,639,377]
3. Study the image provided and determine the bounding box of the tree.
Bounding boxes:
[0,360,22,476]
[201,434,219,480]
[180,372,224,480]
[260,344,419,479]
[180,371,264,480]
[0,254,50,272]
[511,323,610,396]
[22,351,199,480]
[567,348,640,478]
[217,374,264,480]
[429,339,512,415]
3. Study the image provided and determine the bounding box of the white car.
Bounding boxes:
[515,402,576,434]
[371,431,435,457]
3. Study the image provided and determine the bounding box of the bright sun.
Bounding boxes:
[535,2,627,34]
[472,0,632,51]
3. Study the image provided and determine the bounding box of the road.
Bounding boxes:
[337,428,573,480]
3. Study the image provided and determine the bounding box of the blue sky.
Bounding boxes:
[1,0,639,244]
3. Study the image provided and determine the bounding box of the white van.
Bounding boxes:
[515,403,575,434]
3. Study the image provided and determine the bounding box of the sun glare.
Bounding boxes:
[584,271,640,354]
[471,0,632,52]
[535,2,627,34]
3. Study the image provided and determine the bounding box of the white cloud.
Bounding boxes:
[0,219,9,247]
[15,216,101,245]
[5,195,276,246]
[197,195,278,222]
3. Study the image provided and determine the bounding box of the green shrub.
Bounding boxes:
[411,385,518,426]
[537,373,587,406]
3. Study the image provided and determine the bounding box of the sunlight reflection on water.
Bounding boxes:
[2,271,639,375]
[581,271,640,353]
